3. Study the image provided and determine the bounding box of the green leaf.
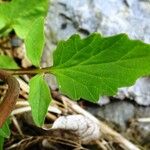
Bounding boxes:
[0,120,10,150]
[51,33,150,102]
[0,121,10,138]
[25,17,45,67]
[28,74,52,126]
[0,0,48,38]
[0,0,48,66]
[0,55,18,69]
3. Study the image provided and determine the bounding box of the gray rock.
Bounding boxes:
[45,0,150,42]
[86,101,150,133]
[117,77,150,106]
[97,96,110,106]
[135,106,150,118]
[11,36,23,47]
[96,101,135,130]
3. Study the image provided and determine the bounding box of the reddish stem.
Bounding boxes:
[0,70,20,128]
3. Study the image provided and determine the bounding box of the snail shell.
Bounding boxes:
[52,114,100,144]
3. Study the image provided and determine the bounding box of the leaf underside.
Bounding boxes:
[51,33,150,102]
[25,17,45,66]
[0,121,10,138]
[28,74,52,126]
[0,55,18,69]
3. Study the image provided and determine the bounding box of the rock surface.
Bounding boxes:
[117,77,150,106]
[45,0,150,42]
[86,101,135,130]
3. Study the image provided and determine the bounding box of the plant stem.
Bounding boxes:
[0,70,20,127]
[1,67,51,75]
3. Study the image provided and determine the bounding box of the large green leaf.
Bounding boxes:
[0,55,18,69]
[28,74,52,126]
[25,17,45,66]
[0,0,48,38]
[51,33,150,102]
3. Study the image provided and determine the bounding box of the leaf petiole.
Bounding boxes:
[1,67,52,75]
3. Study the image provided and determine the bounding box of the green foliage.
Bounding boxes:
[0,121,10,138]
[0,136,4,150]
[25,17,45,66]
[0,0,48,38]
[51,33,150,102]
[0,121,10,150]
[1,0,150,147]
[0,55,18,69]
[0,0,48,66]
[28,74,52,126]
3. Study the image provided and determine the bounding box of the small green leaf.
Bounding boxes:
[51,33,150,102]
[25,17,45,67]
[0,136,4,150]
[0,120,10,150]
[0,55,18,69]
[28,74,52,126]
[0,0,48,38]
[0,121,10,138]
